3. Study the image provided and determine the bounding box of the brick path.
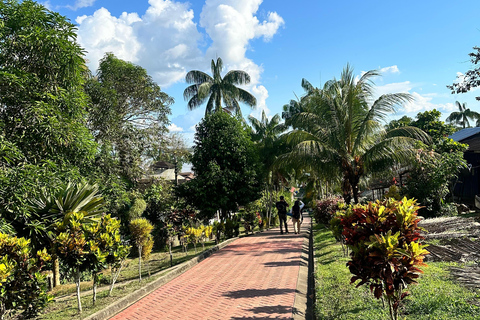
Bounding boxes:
[110,216,310,320]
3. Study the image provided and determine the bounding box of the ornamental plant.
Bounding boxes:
[0,233,51,319]
[185,226,203,253]
[313,196,345,226]
[338,197,429,320]
[129,218,153,281]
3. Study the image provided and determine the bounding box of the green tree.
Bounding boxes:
[183,57,257,116]
[85,53,173,182]
[447,45,480,101]
[446,101,480,128]
[385,115,414,131]
[0,0,96,167]
[283,65,429,204]
[178,112,262,220]
[412,109,456,143]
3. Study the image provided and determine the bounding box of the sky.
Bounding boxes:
[43,0,480,146]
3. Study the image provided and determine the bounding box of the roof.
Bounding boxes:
[449,127,480,142]
[151,161,175,170]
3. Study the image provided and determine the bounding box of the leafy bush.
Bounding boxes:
[334,197,429,320]
[225,217,240,238]
[0,233,51,319]
[313,196,344,225]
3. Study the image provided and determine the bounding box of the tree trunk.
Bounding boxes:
[138,245,142,281]
[53,256,60,287]
[75,268,82,313]
[169,242,173,267]
[109,263,124,296]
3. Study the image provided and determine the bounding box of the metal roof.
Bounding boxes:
[448,127,480,142]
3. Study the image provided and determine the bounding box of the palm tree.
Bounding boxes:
[446,101,480,128]
[281,65,429,204]
[183,57,257,116]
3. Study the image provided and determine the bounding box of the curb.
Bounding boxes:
[292,213,314,320]
[84,237,238,320]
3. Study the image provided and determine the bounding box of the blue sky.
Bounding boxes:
[44,0,480,145]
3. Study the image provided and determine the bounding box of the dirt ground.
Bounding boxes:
[419,212,480,288]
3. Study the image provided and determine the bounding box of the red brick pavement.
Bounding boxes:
[109,216,310,320]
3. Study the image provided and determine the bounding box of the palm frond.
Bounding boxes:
[185,70,212,84]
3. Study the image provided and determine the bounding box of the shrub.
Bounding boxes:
[129,218,154,281]
[0,233,51,319]
[336,197,429,320]
[313,196,344,225]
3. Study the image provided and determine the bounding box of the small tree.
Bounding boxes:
[54,211,90,313]
[129,218,153,281]
[185,227,202,253]
[0,233,51,319]
[336,198,429,320]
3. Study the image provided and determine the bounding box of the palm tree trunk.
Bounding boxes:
[53,255,60,287]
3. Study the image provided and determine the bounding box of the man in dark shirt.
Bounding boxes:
[275,196,289,234]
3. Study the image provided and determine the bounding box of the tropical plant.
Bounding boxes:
[336,198,429,320]
[447,45,480,101]
[446,101,480,128]
[0,233,51,319]
[129,218,153,281]
[53,211,91,313]
[183,57,256,116]
[282,65,429,204]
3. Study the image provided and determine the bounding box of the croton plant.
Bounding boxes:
[334,197,429,320]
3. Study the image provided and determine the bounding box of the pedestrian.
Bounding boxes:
[275,196,289,234]
[291,199,304,234]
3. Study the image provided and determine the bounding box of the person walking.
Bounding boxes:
[275,196,289,234]
[291,199,304,234]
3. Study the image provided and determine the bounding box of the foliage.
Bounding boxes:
[0,233,51,319]
[0,0,96,168]
[384,185,402,200]
[85,53,173,182]
[313,196,345,226]
[411,109,456,143]
[447,45,480,101]
[335,198,429,320]
[183,57,256,116]
[402,140,468,217]
[212,221,225,244]
[177,111,262,220]
[282,65,429,204]
[128,218,153,281]
[224,217,240,239]
[385,115,414,131]
[313,225,480,320]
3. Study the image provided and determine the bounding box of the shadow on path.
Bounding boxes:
[224,288,295,299]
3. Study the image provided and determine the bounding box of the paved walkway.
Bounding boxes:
[109,216,311,320]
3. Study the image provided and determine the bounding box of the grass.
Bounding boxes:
[313,224,480,319]
[38,240,219,320]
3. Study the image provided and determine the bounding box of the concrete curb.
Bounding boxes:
[292,214,313,320]
[84,237,237,320]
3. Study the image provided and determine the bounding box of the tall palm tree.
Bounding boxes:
[446,101,480,128]
[183,57,257,116]
[281,65,429,204]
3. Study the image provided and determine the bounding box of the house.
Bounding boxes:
[449,127,480,202]
[138,161,195,189]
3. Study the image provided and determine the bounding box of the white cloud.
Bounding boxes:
[168,123,184,132]
[375,81,455,114]
[379,65,400,75]
[76,8,142,71]
[66,0,96,10]
[76,0,203,86]
[248,85,270,119]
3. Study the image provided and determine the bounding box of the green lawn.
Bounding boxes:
[313,224,480,319]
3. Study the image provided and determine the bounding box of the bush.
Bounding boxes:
[313,196,344,225]
[334,197,429,320]
[0,233,51,319]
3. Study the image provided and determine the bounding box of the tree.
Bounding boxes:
[282,65,429,204]
[412,109,456,143]
[85,53,173,182]
[0,0,96,167]
[385,115,414,131]
[446,101,480,128]
[178,112,262,220]
[447,46,480,100]
[183,57,257,116]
